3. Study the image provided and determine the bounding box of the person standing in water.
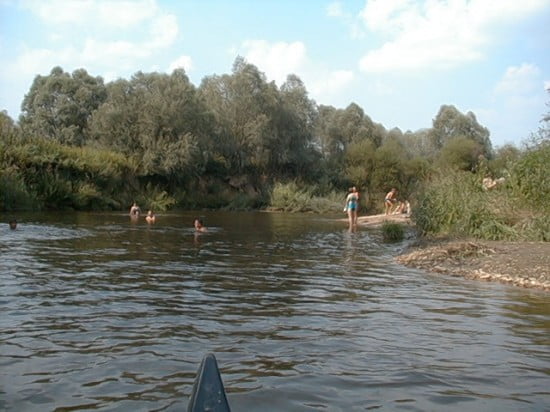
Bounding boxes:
[145,210,156,224]
[129,202,141,221]
[344,186,359,228]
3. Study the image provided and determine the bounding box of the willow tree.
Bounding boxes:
[90,69,207,183]
[199,57,281,176]
[20,67,107,146]
[271,74,318,178]
[430,105,493,158]
[316,102,386,187]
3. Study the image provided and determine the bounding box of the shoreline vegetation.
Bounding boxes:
[1,63,549,290]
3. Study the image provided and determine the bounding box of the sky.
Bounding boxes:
[1,0,549,148]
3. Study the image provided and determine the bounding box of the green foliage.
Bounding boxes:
[269,181,341,213]
[4,62,548,223]
[381,221,405,242]
[20,67,107,146]
[508,142,550,211]
[437,136,483,171]
[0,167,37,210]
[430,104,492,158]
[517,215,550,242]
[1,136,137,210]
[414,171,508,239]
[488,144,521,176]
[139,183,177,212]
[90,70,207,179]
[413,147,549,241]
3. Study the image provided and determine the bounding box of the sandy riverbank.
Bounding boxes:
[346,212,412,227]
[343,213,549,291]
[395,239,550,291]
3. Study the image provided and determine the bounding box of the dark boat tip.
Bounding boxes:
[188,353,231,412]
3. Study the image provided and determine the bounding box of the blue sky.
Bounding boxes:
[1,0,549,148]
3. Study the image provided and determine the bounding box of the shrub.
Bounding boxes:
[269,181,342,213]
[509,143,550,212]
[0,168,37,211]
[381,221,405,242]
[413,164,548,241]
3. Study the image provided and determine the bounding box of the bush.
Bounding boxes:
[381,221,405,242]
[413,163,548,241]
[269,181,342,213]
[509,143,550,212]
[0,168,37,211]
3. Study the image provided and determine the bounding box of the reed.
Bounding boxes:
[413,153,548,241]
[0,167,37,210]
[381,221,405,242]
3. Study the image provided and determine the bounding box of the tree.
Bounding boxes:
[315,102,385,183]
[0,110,18,143]
[273,74,318,177]
[90,69,207,180]
[437,136,483,171]
[20,67,107,145]
[199,57,283,175]
[430,105,493,158]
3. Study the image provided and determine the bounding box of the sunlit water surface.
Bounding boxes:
[1,211,549,411]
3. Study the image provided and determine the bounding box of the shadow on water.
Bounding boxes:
[1,211,549,411]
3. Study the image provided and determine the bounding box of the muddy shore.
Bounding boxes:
[395,239,550,291]
[349,213,549,291]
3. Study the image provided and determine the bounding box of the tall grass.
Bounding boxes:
[381,221,405,242]
[269,181,342,213]
[413,159,548,241]
[0,167,38,211]
[1,136,138,210]
[508,142,550,212]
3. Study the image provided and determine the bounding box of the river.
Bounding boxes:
[1,211,549,411]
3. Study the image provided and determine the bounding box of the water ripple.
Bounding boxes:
[1,212,549,411]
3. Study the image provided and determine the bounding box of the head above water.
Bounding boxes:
[9,219,17,230]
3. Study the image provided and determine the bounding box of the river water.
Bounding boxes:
[1,211,549,411]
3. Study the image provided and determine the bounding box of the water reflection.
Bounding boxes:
[1,211,549,411]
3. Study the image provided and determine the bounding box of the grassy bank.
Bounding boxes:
[413,142,549,241]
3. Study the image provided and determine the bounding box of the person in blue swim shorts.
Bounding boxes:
[345,186,359,229]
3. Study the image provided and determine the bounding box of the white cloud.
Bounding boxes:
[241,40,307,85]
[146,14,179,49]
[326,1,364,39]
[358,0,549,73]
[168,55,193,73]
[326,1,344,17]
[6,46,79,77]
[7,0,179,86]
[360,0,418,34]
[478,63,548,146]
[310,70,354,96]
[494,63,541,96]
[544,80,550,91]
[22,0,158,28]
[82,38,151,63]
[97,0,158,28]
[239,39,354,102]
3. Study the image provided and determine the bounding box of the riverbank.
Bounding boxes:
[395,238,550,291]
[345,212,412,227]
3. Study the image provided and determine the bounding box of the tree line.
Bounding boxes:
[0,57,518,214]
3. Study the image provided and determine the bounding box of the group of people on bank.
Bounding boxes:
[344,186,410,229]
[129,202,207,232]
